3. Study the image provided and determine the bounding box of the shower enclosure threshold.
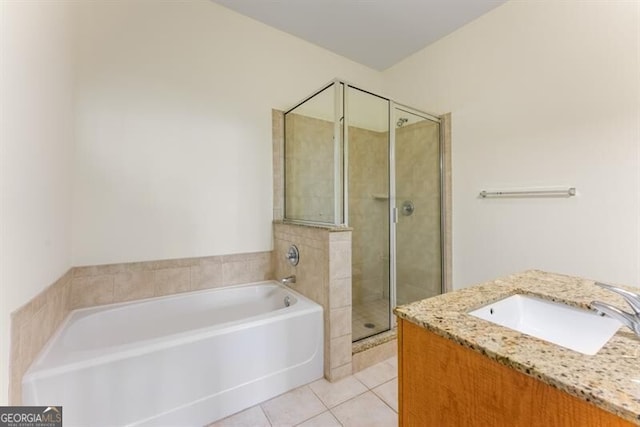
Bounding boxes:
[352,328,397,354]
[352,328,398,373]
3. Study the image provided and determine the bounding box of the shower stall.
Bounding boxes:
[284,80,443,342]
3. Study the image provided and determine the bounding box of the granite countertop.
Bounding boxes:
[394,270,640,425]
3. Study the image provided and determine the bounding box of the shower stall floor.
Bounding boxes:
[352,298,390,341]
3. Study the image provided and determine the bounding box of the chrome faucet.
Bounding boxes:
[590,282,640,337]
[280,275,296,285]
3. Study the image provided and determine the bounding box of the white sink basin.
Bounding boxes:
[468,294,621,355]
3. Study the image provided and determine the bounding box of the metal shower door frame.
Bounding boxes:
[388,102,442,330]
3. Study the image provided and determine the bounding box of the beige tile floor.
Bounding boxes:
[352,298,391,341]
[209,356,398,427]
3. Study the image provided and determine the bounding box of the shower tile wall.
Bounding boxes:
[348,127,389,306]
[395,120,441,305]
[284,114,335,223]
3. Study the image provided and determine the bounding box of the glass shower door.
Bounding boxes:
[348,87,391,341]
[393,107,442,306]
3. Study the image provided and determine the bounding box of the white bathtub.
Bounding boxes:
[22,281,324,426]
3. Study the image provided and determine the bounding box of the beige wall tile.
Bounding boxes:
[73,263,126,278]
[284,116,335,222]
[191,257,224,290]
[144,257,198,271]
[113,270,155,302]
[323,330,331,379]
[9,269,73,405]
[9,365,22,405]
[282,244,327,306]
[50,278,71,321]
[222,252,272,285]
[25,307,49,370]
[9,315,24,405]
[70,275,114,309]
[17,321,33,373]
[329,240,351,280]
[330,363,353,382]
[120,257,198,272]
[11,301,34,333]
[329,230,351,242]
[13,269,72,327]
[330,335,352,369]
[330,307,351,339]
[329,277,351,309]
[221,251,270,263]
[40,285,64,339]
[154,267,191,296]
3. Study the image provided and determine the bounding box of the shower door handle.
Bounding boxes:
[392,207,399,224]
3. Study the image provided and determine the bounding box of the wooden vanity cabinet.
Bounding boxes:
[397,319,635,427]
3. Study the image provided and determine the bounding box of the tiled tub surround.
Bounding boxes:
[9,251,273,404]
[273,222,353,381]
[9,270,73,406]
[394,270,640,424]
[69,251,272,309]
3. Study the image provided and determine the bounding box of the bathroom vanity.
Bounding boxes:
[394,270,640,426]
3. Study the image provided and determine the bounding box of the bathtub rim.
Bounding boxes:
[23,280,322,383]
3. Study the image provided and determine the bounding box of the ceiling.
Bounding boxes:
[211,0,508,70]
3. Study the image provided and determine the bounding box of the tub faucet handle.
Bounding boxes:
[280,275,296,285]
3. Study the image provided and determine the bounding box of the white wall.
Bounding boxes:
[0,1,75,404]
[72,0,382,266]
[384,0,640,288]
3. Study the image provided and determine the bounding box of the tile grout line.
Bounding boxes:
[300,383,334,426]
[279,385,329,427]
[259,402,275,427]
[257,404,273,427]
[307,376,378,427]
[370,378,399,414]
[309,376,371,409]
[326,387,387,425]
